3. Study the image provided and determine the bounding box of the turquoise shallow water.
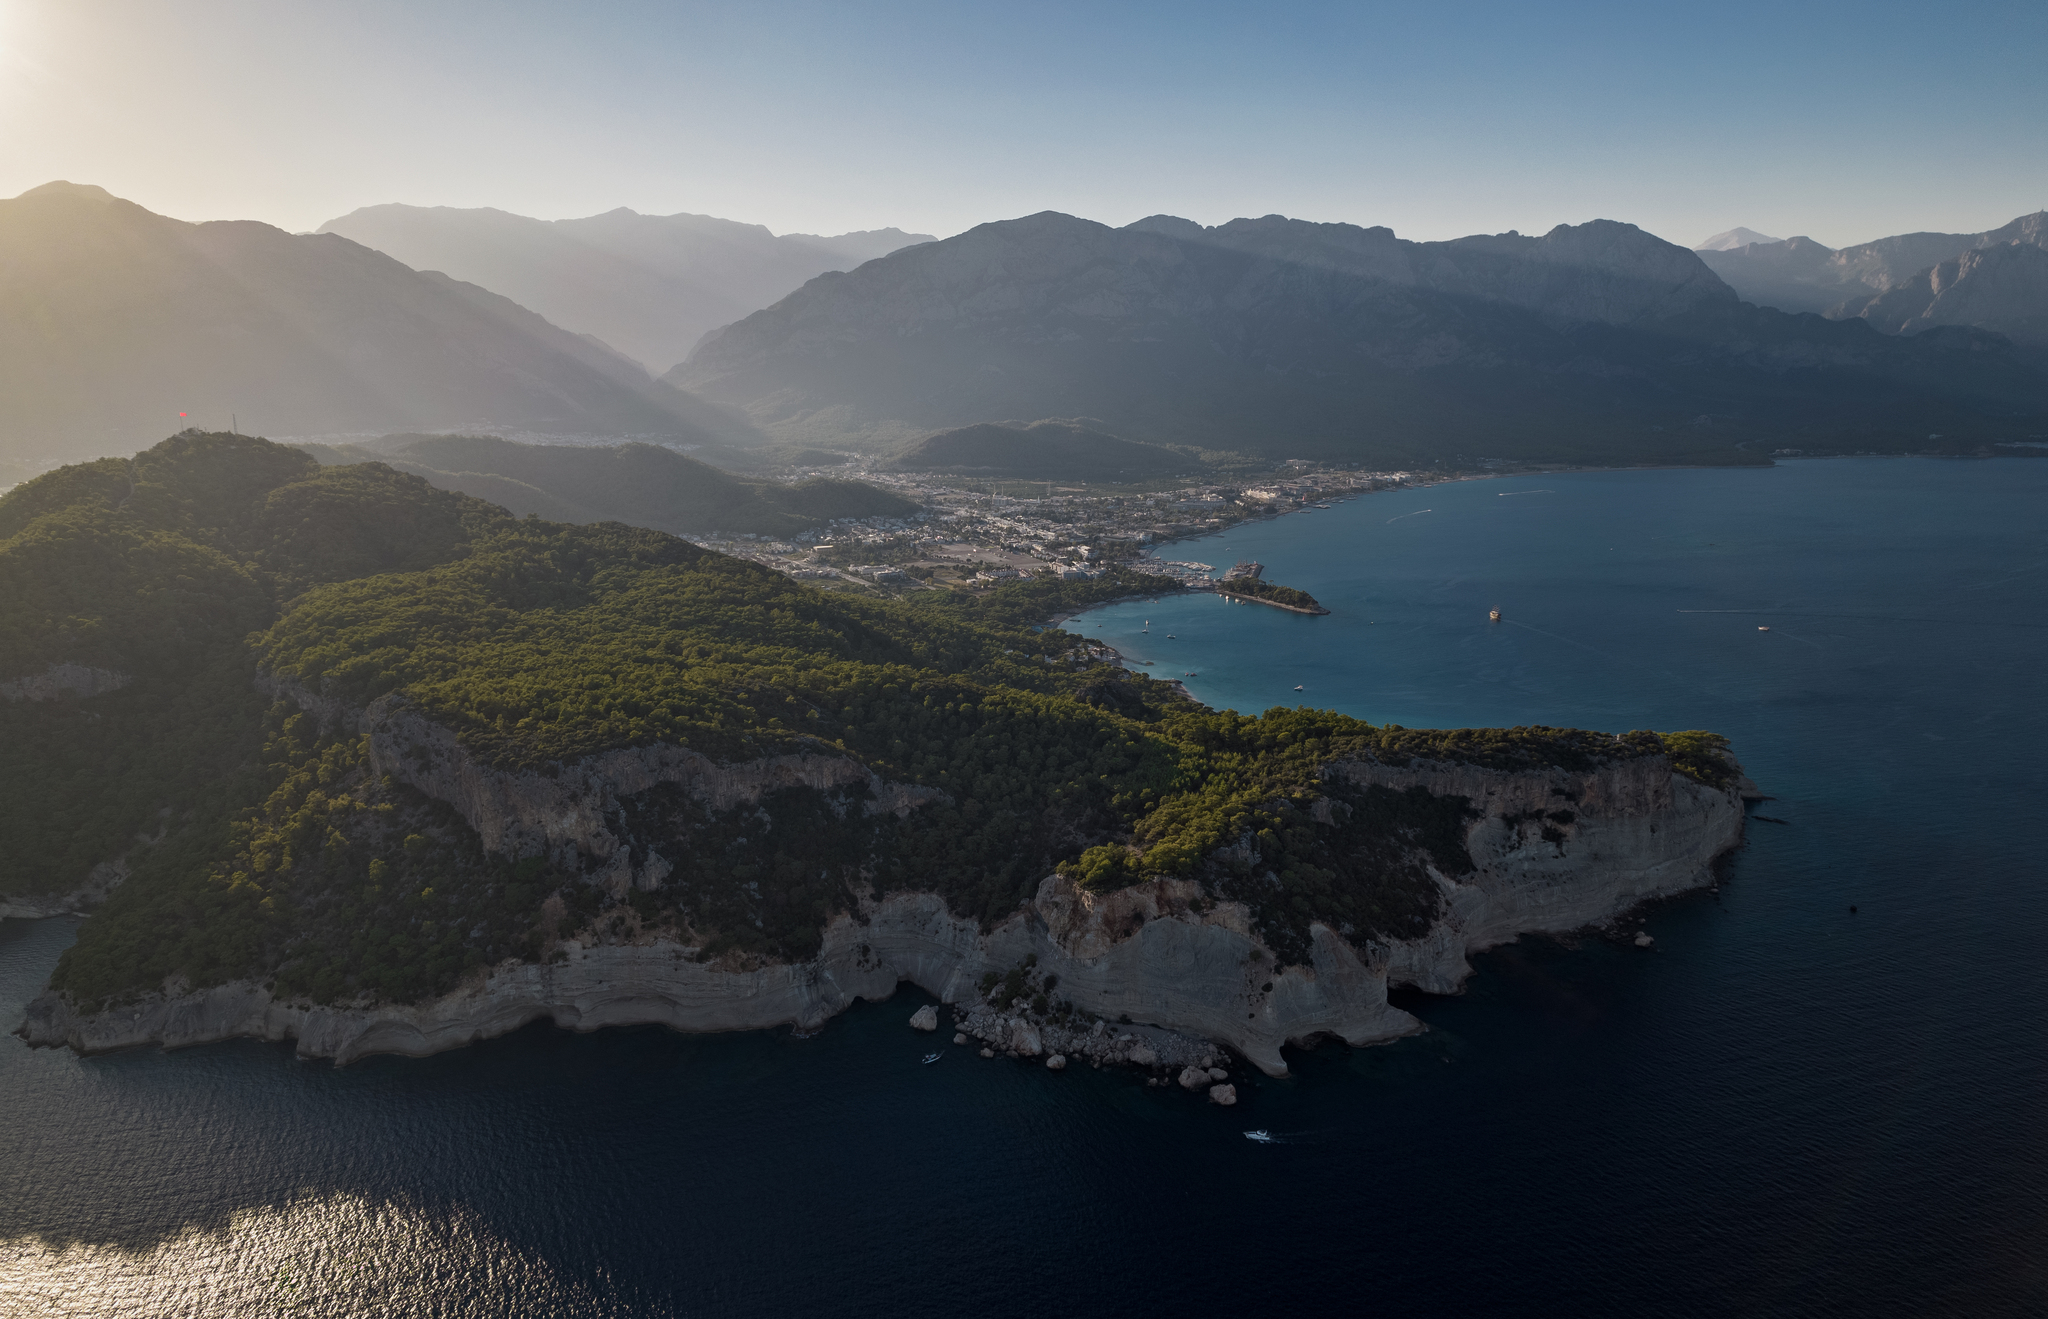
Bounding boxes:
[4,458,2046,1316]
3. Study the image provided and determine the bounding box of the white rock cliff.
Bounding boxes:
[17,707,1749,1075]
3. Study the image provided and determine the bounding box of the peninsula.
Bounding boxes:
[1213,576,1329,615]
[6,434,1750,1074]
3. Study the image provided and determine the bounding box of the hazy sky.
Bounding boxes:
[2,0,2042,248]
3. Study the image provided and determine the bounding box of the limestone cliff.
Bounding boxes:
[352,690,944,895]
[17,717,1749,1074]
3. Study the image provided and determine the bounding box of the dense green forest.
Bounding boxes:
[0,433,1733,1010]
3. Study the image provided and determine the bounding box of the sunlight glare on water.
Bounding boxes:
[2,1194,619,1318]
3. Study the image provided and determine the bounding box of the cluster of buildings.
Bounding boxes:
[700,460,1425,595]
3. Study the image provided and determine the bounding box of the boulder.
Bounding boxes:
[1127,1043,1158,1067]
[1208,1084,1238,1106]
[1008,1020,1044,1056]
[1634,932,1655,948]
[1178,1066,1210,1091]
[1208,1067,1228,1082]
[979,1047,995,1059]
[1046,1054,1067,1071]
[952,1032,968,1045]
[909,1005,940,1031]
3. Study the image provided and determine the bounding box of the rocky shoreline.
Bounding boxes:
[17,746,1754,1075]
[936,999,1243,1104]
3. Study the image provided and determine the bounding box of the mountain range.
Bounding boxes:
[0,183,756,466]
[672,211,2048,464]
[319,204,933,372]
[1697,211,2048,330]
[9,182,2045,477]
[1837,242,2048,346]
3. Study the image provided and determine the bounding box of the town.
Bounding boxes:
[681,461,1426,593]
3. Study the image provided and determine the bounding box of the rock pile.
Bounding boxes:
[946,958,1235,1086]
[952,1001,1225,1075]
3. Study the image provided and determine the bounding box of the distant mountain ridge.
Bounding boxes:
[1695,227,1781,251]
[0,182,755,465]
[1699,211,2048,316]
[319,203,935,371]
[1834,242,2048,346]
[671,210,2046,463]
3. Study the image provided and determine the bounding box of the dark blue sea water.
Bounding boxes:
[5,458,2046,1316]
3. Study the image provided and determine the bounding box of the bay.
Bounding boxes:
[4,458,2045,1316]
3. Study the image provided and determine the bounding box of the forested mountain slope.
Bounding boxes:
[672,211,2046,463]
[1,433,1731,1019]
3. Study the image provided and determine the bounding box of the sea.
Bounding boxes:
[3,457,2045,1317]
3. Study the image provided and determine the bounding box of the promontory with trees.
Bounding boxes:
[4,433,1744,1065]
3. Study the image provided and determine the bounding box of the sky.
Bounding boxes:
[0,0,2043,249]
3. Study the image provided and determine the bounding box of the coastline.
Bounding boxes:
[18,754,1751,1073]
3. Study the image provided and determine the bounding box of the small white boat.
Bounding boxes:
[1293,685,1304,691]
[1244,1130,1275,1144]
[1758,626,1771,632]
[921,1052,942,1065]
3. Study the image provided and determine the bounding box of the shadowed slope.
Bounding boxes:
[0,183,753,464]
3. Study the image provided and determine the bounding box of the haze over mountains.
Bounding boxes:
[319,204,934,372]
[1698,211,2048,329]
[1838,243,2048,346]
[0,183,755,466]
[1695,227,1782,252]
[673,211,2047,464]
[7,180,2045,482]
